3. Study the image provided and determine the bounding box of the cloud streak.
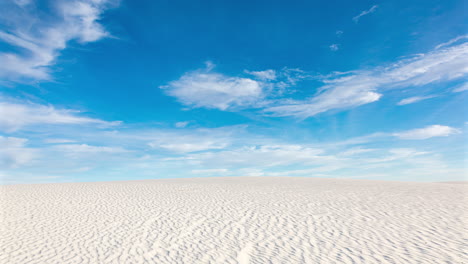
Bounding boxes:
[0,98,120,133]
[353,5,378,23]
[397,95,436,105]
[393,125,460,140]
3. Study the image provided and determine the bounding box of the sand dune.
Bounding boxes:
[1,177,467,263]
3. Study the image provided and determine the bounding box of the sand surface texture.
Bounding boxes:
[1,177,467,263]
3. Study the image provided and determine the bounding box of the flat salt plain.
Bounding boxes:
[1,177,467,263]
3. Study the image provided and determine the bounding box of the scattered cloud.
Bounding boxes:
[179,145,329,168]
[162,37,466,119]
[353,5,378,23]
[161,64,310,111]
[329,44,339,51]
[264,39,468,118]
[0,98,120,132]
[393,125,461,140]
[0,136,36,169]
[1,3,464,184]
[0,0,116,82]
[397,95,436,105]
[2,119,463,182]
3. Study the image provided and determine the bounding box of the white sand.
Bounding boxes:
[1,177,467,263]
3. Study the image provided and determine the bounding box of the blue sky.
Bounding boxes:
[0,0,466,184]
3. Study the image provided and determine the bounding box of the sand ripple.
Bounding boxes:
[1,177,467,263]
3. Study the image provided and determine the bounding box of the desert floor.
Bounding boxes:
[1,177,467,263]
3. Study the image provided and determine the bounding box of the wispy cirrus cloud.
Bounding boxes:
[146,125,247,153]
[393,125,461,140]
[452,82,468,93]
[43,138,77,144]
[149,140,229,153]
[1,117,463,182]
[52,144,129,158]
[244,69,277,81]
[264,39,468,118]
[0,97,120,132]
[397,95,437,105]
[161,37,467,119]
[435,35,468,50]
[0,0,116,82]
[352,5,378,23]
[168,144,329,168]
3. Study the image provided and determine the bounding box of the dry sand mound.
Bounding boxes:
[1,177,467,263]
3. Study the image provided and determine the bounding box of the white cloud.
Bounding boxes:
[162,64,312,111]
[161,65,264,110]
[353,5,378,23]
[162,44,466,120]
[54,144,127,153]
[435,35,468,50]
[365,148,428,163]
[329,44,339,51]
[383,43,468,87]
[393,125,461,140]
[175,121,189,128]
[397,95,436,105]
[0,136,36,168]
[180,145,329,168]
[0,0,115,81]
[142,125,249,153]
[161,142,447,179]
[338,147,375,156]
[244,69,277,80]
[13,0,32,7]
[453,82,468,93]
[150,141,229,153]
[44,138,77,144]
[52,144,128,158]
[336,30,343,36]
[264,40,468,118]
[264,81,382,118]
[0,98,120,132]
[2,120,462,182]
